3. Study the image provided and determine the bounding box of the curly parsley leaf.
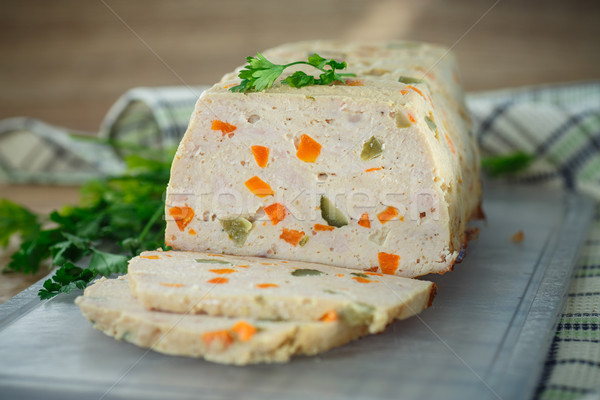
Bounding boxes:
[230,52,355,93]
[38,263,97,300]
[0,199,41,248]
[89,248,128,276]
[2,145,175,299]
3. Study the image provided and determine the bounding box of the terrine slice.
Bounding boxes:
[128,250,436,334]
[75,276,369,365]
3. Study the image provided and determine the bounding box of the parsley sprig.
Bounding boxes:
[481,152,534,177]
[1,147,173,299]
[229,53,355,93]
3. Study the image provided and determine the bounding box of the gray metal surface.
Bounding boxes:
[0,182,594,400]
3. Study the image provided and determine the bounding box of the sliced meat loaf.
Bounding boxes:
[165,40,481,277]
[75,276,369,365]
[128,250,435,334]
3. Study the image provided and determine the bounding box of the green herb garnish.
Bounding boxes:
[351,272,369,278]
[1,147,174,300]
[481,152,534,177]
[229,53,355,93]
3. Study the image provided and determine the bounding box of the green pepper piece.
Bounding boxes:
[320,196,348,227]
[360,136,384,161]
[291,268,324,277]
[424,116,437,133]
[299,235,309,247]
[338,302,375,326]
[398,76,425,85]
[195,259,233,265]
[220,217,253,247]
[351,272,369,278]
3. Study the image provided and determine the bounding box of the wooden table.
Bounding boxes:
[1,0,599,302]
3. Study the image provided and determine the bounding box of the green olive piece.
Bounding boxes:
[195,259,233,265]
[424,116,437,133]
[291,268,324,277]
[299,235,309,247]
[320,196,348,227]
[220,217,253,247]
[360,136,384,161]
[338,302,375,326]
[398,76,425,85]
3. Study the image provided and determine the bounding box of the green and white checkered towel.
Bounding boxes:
[0,82,598,399]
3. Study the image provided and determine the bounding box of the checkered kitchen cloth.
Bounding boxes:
[0,82,599,399]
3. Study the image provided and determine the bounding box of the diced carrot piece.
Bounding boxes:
[344,79,364,86]
[256,283,279,289]
[207,277,229,284]
[314,224,335,231]
[407,111,416,123]
[378,252,400,275]
[400,89,409,95]
[358,213,371,228]
[296,134,322,163]
[260,262,275,266]
[140,255,160,259]
[159,283,184,288]
[169,206,195,231]
[188,229,197,235]
[365,167,383,172]
[211,120,237,137]
[445,133,456,154]
[245,176,274,198]
[237,265,249,268]
[511,230,525,243]
[264,203,287,225]
[251,145,270,168]
[280,228,305,246]
[365,272,383,276]
[320,310,338,322]
[202,330,234,347]
[353,276,373,283]
[209,268,238,274]
[336,273,344,277]
[232,321,257,342]
[377,206,399,224]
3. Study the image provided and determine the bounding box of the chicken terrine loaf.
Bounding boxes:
[165,40,481,277]
[76,277,370,365]
[128,250,435,334]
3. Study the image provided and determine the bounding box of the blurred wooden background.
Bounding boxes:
[0,0,599,301]
[1,0,599,132]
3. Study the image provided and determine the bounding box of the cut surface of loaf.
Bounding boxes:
[75,276,370,365]
[128,250,436,334]
[165,40,481,277]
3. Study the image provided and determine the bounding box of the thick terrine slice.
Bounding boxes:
[165,40,481,277]
[128,250,435,334]
[75,276,369,365]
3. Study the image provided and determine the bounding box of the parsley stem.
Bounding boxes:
[138,204,163,243]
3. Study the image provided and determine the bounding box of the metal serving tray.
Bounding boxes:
[0,181,594,400]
